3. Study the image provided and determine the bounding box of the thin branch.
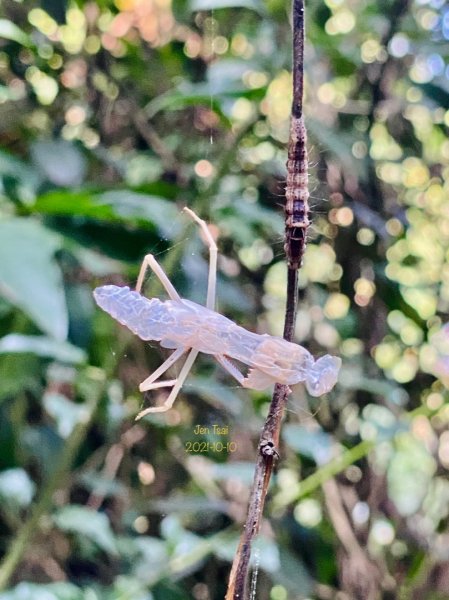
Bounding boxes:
[226,1,308,597]
[131,105,179,174]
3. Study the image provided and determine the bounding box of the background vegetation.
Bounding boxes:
[0,0,448,598]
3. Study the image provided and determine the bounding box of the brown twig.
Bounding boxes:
[131,105,180,175]
[225,1,308,597]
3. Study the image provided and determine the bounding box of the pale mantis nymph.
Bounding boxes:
[93,208,341,419]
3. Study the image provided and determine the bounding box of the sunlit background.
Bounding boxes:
[0,0,448,598]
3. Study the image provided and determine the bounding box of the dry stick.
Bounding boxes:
[225,2,308,598]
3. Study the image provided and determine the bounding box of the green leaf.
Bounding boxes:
[145,78,263,122]
[387,434,436,516]
[53,505,118,555]
[0,334,85,363]
[274,547,313,596]
[189,0,265,13]
[30,140,87,187]
[79,472,126,498]
[22,425,64,476]
[129,537,169,584]
[0,582,84,600]
[149,495,228,515]
[0,468,35,507]
[186,377,243,415]
[145,90,231,123]
[0,149,42,200]
[34,190,181,239]
[0,219,68,340]
[0,19,30,46]
[43,393,90,438]
[0,354,41,400]
[99,191,181,238]
[109,576,155,600]
[211,461,256,484]
[283,424,334,463]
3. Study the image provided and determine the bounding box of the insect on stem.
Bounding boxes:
[285,114,310,270]
[285,0,310,271]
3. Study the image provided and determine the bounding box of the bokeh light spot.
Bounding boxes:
[194,159,214,178]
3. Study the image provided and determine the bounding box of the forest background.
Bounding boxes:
[0,0,448,598]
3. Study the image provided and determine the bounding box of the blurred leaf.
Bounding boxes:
[43,393,90,438]
[53,505,118,555]
[22,425,63,476]
[189,0,265,12]
[127,536,169,584]
[30,140,87,187]
[0,20,30,46]
[79,472,127,498]
[0,582,84,600]
[0,334,85,363]
[387,434,436,516]
[0,219,67,340]
[211,461,256,483]
[72,246,124,277]
[274,547,314,596]
[160,515,212,576]
[0,149,42,200]
[34,190,181,239]
[0,354,41,400]
[283,424,334,463]
[152,582,191,600]
[209,531,238,562]
[251,535,281,573]
[108,576,154,600]
[0,468,35,508]
[65,283,95,349]
[210,531,281,573]
[362,404,407,442]
[149,494,229,515]
[99,191,181,239]
[186,377,243,415]
[145,79,263,121]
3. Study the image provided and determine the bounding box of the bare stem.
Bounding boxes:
[226,1,307,597]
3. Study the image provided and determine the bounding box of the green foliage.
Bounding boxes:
[0,0,448,598]
[0,219,67,339]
